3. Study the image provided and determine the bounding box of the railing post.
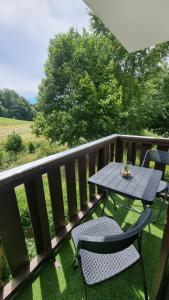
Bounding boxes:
[89,152,96,201]
[0,187,29,276]
[25,175,51,256]
[78,156,87,209]
[65,161,77,221]
[48,167,65,234]
[151,204,169,300]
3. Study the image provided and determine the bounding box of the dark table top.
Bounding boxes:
[88,162,162,204]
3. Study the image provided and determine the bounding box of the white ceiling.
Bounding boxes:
[83,0,169,53]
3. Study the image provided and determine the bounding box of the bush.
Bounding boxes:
[28,142,36,153]
[5,132,23,153]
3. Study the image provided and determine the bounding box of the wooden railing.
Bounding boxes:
[0,134,169,300]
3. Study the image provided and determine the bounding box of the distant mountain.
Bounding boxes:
[0,89,36,121]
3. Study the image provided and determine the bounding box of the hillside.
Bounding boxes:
[0,89,36,121]
[0,117,32,140]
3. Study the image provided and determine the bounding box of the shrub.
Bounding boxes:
[28,142,36,153]
[20,209,31,228]
[5,132,23,153]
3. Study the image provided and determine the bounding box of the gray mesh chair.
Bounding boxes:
[142,149,169,221]
[71,208,152,300]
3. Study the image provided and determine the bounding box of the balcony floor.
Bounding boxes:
[15,195,167,300]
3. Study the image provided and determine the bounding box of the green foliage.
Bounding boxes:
[89,13,169,135]
[33,29,122,146]
[0,89,36,121]
[33,16,169,143]
[5,132,23,153]
[26,238,36,259]
[20,209,31,228]
[28,141,36,153]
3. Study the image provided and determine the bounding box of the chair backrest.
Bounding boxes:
[142,149,169,167]
[77,208,152,254]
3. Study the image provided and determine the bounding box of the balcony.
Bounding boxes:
[0,134,169,300]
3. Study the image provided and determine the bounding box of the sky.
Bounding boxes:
[0,0,90,103]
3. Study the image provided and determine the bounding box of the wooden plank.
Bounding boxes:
[110,143,115,162]
[78,156,87,209]
[0,187,29,276]
[65,161,77,220]
[98,147,106,170]
[155,145,168,178]
[89,152,96,201]
[47,167,65,234]
[115,140,123,162]
[127,142,137,165]
[105,144,110,165]
[151,204,169,300]
[118,135,169,146]
[140,144,152,166]
[25,175,51,256]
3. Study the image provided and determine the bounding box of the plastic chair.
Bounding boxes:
[71,208,152,300]
[142,149,169,221]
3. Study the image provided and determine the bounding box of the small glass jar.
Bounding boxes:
[121,161,132,178]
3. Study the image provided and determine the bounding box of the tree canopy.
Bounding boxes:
[33,14,169,145]
[0,89,35,121]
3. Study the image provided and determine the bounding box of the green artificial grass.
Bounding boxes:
[15,195,167,300]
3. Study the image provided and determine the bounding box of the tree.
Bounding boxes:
[5,132,23,153]
[0,89,36,120]
[89,13,169,134]
[140,65,169,136]
[33,29,122,146]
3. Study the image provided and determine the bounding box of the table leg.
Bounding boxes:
[101,190,109,216]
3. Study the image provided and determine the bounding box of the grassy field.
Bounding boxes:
[0,117,33,140]
[0,117,68,171]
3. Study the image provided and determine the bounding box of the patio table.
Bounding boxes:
[88,162,162,212]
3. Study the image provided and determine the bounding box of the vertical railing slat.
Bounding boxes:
[115,140,123,162]
[0,187,29,276]
[78,156,87,209]
[89,152,96,200]
[25,175,51,256]
[48,167,65,234]
[110,143,115,162]
[127,142,137,165]
[98,147,106,170]
[65,161,77,220]
[105,144,110,165]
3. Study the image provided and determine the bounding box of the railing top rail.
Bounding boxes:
[118,134,169,145]
[1,133,169,188]
[0,134,118,188]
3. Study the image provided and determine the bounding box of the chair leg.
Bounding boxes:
[151,191,168,223]
[109,192,117,210]
[79,260,88,299]
[139,257,148,300]
[81,279,87,300]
